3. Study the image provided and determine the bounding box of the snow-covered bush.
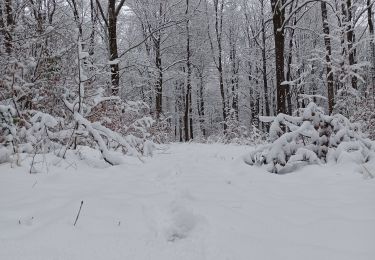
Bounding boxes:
[206,124,266,145]
[52,36,157,165]
[0,104,60,164]
[244,102,375,173]
[333,86,361,118]
[24,112,59,153]
[84,99,156,156]
[0,105,17,163]
[149,116,173,144]
[352,99,375,140]
[207,110,266,145]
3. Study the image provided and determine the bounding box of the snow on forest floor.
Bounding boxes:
[0,143,375,260]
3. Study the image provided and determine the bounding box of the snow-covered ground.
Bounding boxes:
[1,143,374,260]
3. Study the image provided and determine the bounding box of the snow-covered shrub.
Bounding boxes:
[207,124,266,145]
[0,104,60,164]
[0,105,17,163]
[207,110,266,145]
[333,86,361,118]
[85,99,156,156]
[245,102,375,173]
[24,112,59,153]
[149,116,173,144]
[352,99,375,140]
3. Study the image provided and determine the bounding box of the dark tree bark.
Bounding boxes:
[2,0,14,55]
[346,0,357,90]
[207,0,227,131]
[89,0,97,56]
[285,1,297,116]
[153,2,164,119]
[321,1,335,113]
[154,34,163,119]
[270,0,287,114]
[95,0,126,96]
[184,0,193,141]
[368,0,375,103]
[196,65,206,137]
[260,0,270,117]
[108,0,120,95]
[215,0,227,130]
[229,26,239,121]
[70,0,82,35]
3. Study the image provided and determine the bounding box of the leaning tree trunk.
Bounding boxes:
[321,1,335,113]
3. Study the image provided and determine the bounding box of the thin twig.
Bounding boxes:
[74,201,84,226]
[362,164,374,179]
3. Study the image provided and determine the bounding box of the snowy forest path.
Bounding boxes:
[0,143,375,260]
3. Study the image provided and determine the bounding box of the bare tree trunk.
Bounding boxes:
[70,0,82,35]
[260,0,270,117]
[229,27,239,120]
[179,80,185,142]
[368,0,375,104]
[214,0,227,131]
[108,0,120,95]
[155,34,163,119]
[271,0,287,114]
[346,0,357,89]
[248,62,256,126]
[96,0,126,96]
[285,37,293,114]
[285,1,298,115]
[321,1,335,113]
[0,5,6,54]
[3,0,14,55]
[184,0,193,141]
[89,0,97,56]
[253,68,260,128]
[196,67,206,137]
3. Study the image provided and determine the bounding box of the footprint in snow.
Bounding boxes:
[19,216,34,226]
[164,199,207,243]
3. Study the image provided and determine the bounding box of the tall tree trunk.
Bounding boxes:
[2,0,14,55]
[253,68,260,128]
[321,1,335,113]
[260,0,270,117]
[196,67,206,137]
[155,34,163,118]
[214,0,227,131]
[229,28,239,120]
[108,0,120,95]
[285,34,294,115]
[184,0,193,141]
[271,0,287,114]
[154,2,164,119]
[89,0,97,56]
[368,0,375,104]
[285,1,298,115]
[346,0,357,89]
